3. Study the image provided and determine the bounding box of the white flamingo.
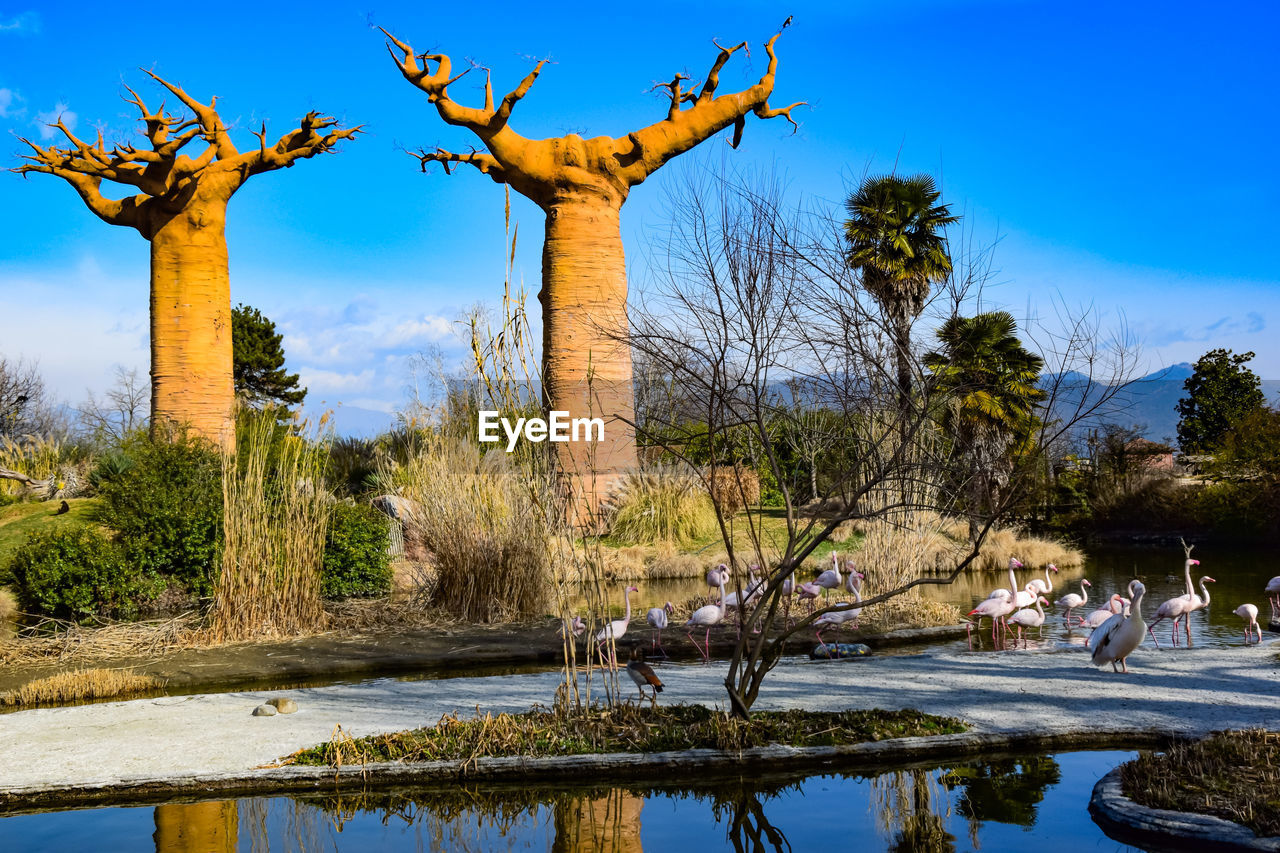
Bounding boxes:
[595,585,638,668]
[706,564,731,598]
[1008,596,1050,648]
[987,557,1025,600]
[1091,580,1148,673]
[1235,603,1261,644]
[1028,564,1059,595]
[1082,594,1127,633]
[796,581,822,612]
[814,571,864,647]
[646,601,674,657]
[685,576,726,662]
[843,561,860,594]
[1056,578,1091,625]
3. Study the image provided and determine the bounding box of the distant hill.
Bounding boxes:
[1047,363,1280,448]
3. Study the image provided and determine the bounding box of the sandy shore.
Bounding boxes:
[1,640,1276,798]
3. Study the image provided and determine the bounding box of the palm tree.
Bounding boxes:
[924,311,1045,543]
[844,174,958,416]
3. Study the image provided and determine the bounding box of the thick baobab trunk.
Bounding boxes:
[539,199,638,522]
[149,205,236,452]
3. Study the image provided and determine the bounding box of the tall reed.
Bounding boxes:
[207,407,330,642]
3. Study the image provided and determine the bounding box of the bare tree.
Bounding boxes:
[0,356,57,438]
[77,365,150,446]
[628,162,1136,718]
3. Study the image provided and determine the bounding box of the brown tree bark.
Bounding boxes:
[14,77,359,453]
[385,29,802,522]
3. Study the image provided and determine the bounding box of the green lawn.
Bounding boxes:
[0,498,102,569]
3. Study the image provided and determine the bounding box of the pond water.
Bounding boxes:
[608,544,1277,653]
[1,750,1151,852]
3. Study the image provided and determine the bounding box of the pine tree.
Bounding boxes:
[231,304,306,410]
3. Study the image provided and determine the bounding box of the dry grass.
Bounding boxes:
[0,611,195,666]
[0,587,15,625]
[396,436,553,623]
[0,434,64,498]
[1121,730,1280,837]
[206,409,330,642]
[0,667,164,707]
[706,464,760,517]
[607,468,718,546]
[288,704,966,769]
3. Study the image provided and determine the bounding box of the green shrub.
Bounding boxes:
[322,502,392,599]
[9,526,160,621]
[93,434,223,596]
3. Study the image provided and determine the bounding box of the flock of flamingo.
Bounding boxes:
[969,555,1276,673]
[563,550,1280,699]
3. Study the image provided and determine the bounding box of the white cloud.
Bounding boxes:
[0,87,24,119]
[34,101,76,140]
[0,11,38,33]
[384,314,455,347]
[296,367,376,393]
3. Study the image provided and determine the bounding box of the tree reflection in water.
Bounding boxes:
[940,754,1061,827]
[872,769,956,853]
[711,782,795,853]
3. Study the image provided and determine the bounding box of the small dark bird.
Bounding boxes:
[55,500,69,516]
[782,15,793,28]
[627,648,664,702]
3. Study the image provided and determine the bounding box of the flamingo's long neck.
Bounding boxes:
[1041,568,1054,593]
[1183,560,1194,597]
[1008,563,1018,594]
[717,581,727,618]
[1079,581,1088,606]
[623,588,632,624]
[1034,597,1044,618]
[1198,578,1211,606]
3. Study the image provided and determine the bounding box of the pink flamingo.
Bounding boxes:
[1235,603,1261,644]
[560,615,586,640]
[814,552,842,601]
[595,585,638,668]
[685,575,726,662]
[1056,578,1091,625]
[968,591,1016,648]
[815,571,864,648]
[1008,596,1050,648]
[1081,595,1126,632]
[1265,576,1280,621]
[646,602,674,657]
[796,581,822,612]
[706,564,731,599]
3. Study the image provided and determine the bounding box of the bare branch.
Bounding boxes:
[140,69,239,159]
[410,146,508,184]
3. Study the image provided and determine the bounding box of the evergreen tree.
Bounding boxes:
[1176,349,1265,453]
[231,304,306,409]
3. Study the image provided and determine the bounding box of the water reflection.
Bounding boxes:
[0,752,1142,852]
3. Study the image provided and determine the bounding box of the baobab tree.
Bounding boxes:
[14,74,359,451]
[383,27,802,520]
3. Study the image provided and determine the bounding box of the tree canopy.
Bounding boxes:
[232,304,306,410]
[1176,348,1265,453]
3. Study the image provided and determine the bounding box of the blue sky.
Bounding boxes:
[2,1,1277,432]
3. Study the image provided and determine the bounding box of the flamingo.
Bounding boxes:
[796,581,822,612]
[646,601,674,657]
[815,552,842,600]
[814,571,864,647]
[1008,596,1050,648]
[595,585,638,668]
[1146,592,1197,649]
[1234,604,1261,644]
[723,569,763,609]
[1082,595,1127,633]
[561,615,586,639]
[968,591,1016,648]
[1056,578,1091,625]
[843,561,861,594]
[685,575,726,662]
[1028,564,1059,595]
[706,564,731,599]
[1266,576,1280,620]
[988,557,1026,600]
[1091,580,1148,673]
[626,648,664,702]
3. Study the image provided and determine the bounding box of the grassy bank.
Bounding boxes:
[289,704,966,768]
[1120,730,1280,837]
[0,498,100,568]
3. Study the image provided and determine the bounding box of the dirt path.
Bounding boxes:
[1,640,1276,798]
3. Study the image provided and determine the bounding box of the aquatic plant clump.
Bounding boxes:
[1120,729,1280,837]
[288,705,966,768]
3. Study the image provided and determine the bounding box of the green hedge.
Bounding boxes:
[322,503,392,599]
[93,434,223,596]
[9,526,160,621]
